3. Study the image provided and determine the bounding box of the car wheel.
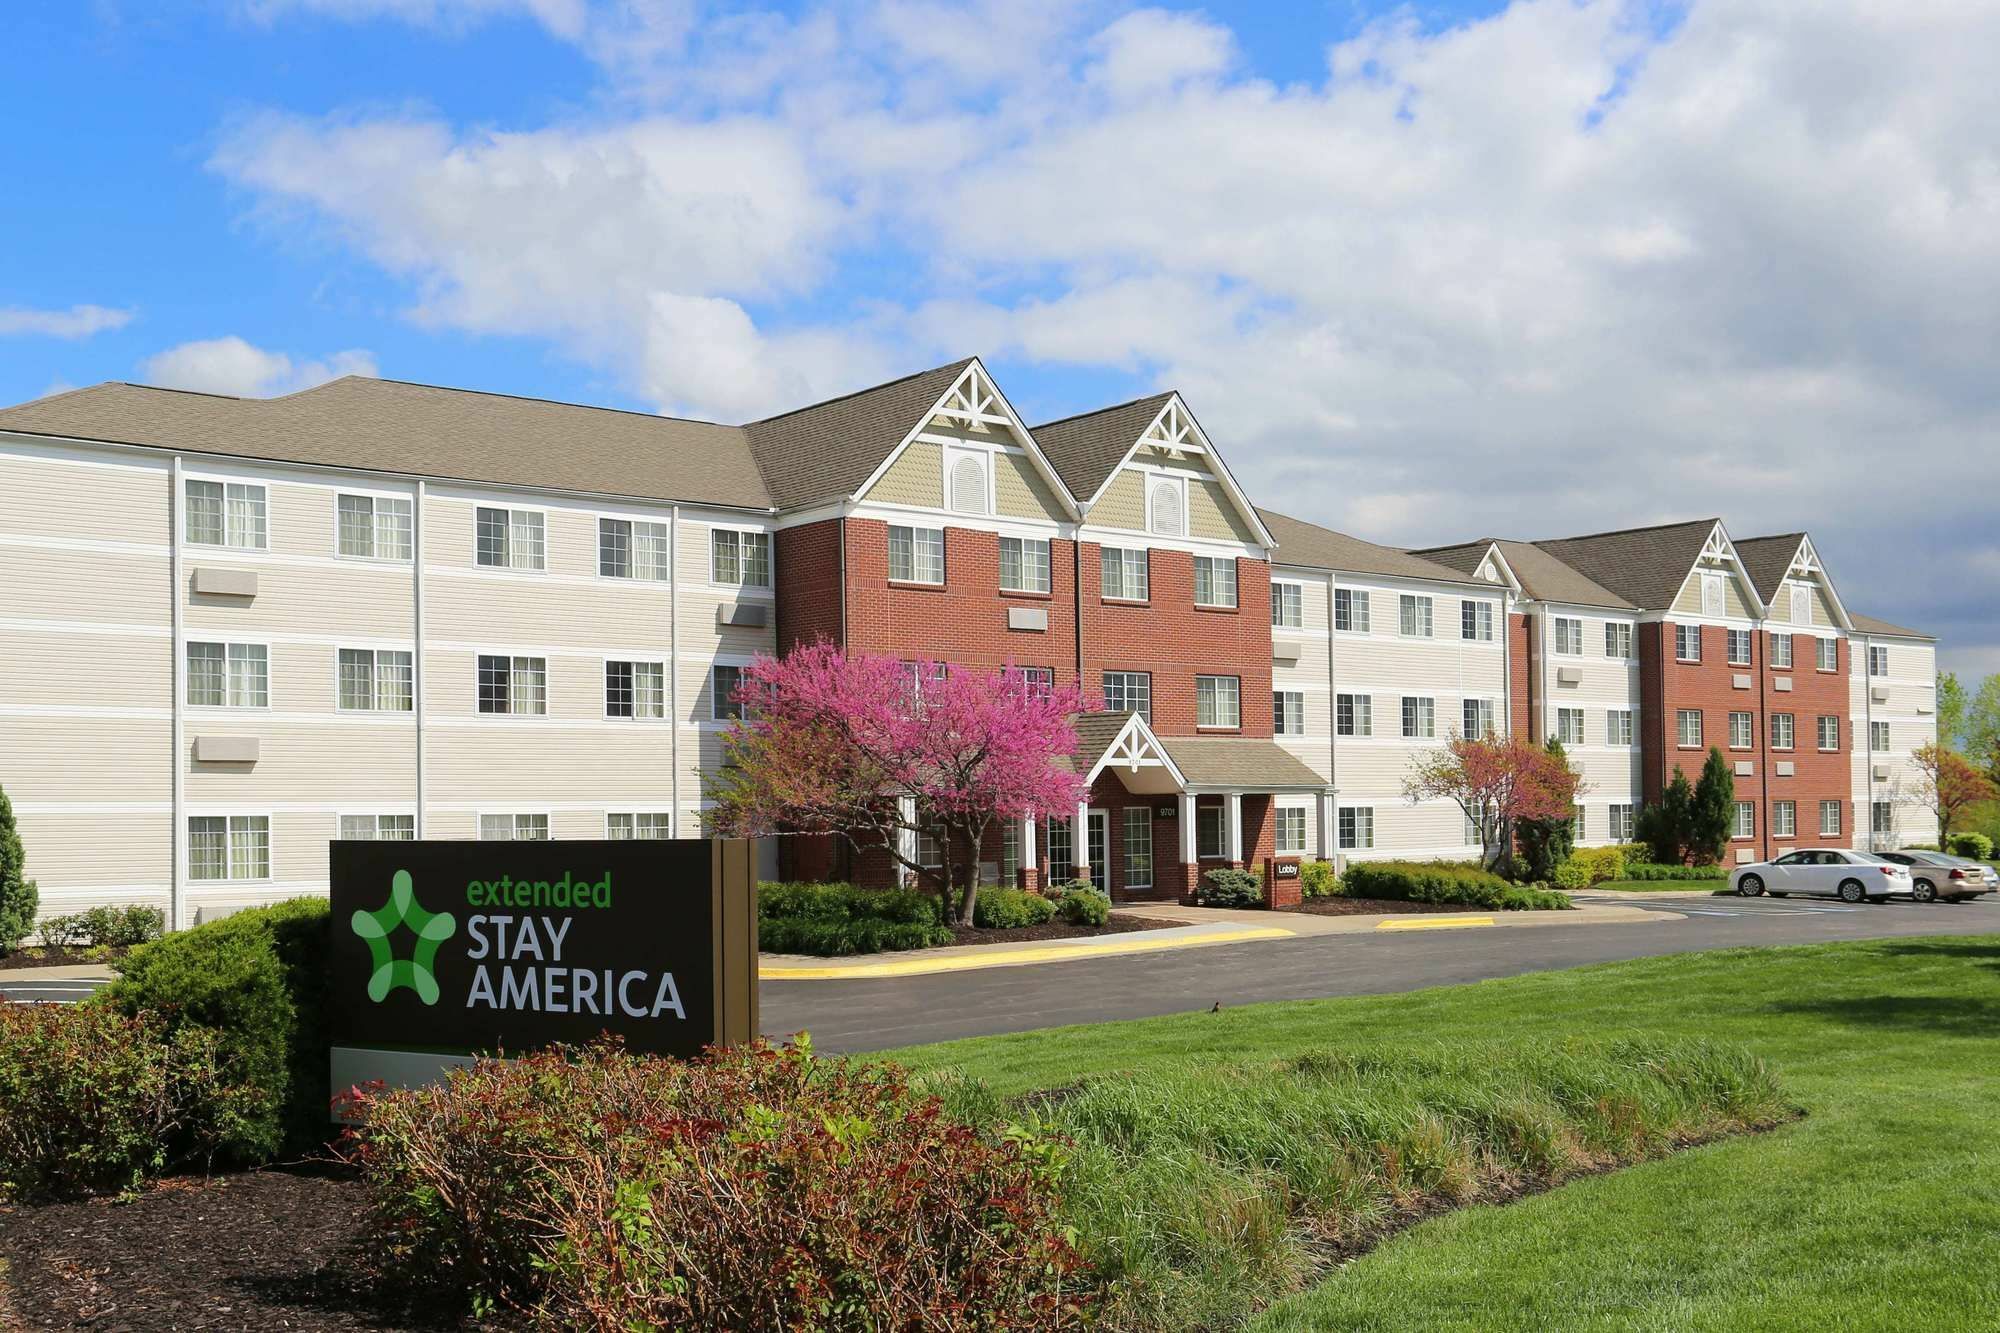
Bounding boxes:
[1838,879,1867,904]
[1737,874,1764,897]
[1912,880,1937,904]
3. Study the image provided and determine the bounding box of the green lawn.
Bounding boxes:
[890,935,2000,1330]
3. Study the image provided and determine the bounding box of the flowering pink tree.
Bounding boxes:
[705,642,1089,924]
[1403,732,1585,877]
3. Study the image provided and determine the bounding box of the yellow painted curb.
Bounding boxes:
[1375,916,1496,931]
[763,926,1296,980]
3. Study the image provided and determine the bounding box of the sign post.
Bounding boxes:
[328,837,759,1107]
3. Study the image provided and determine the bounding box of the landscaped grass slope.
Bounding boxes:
[890,935,2000,1331]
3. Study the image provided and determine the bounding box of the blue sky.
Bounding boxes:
[6,2,1997,677]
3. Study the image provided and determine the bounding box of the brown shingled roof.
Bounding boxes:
[1849,612,1933,640]
[0,376,773,509]
[1258,509,1479,584]
[1159,736,1328,789]
[743,357,975,511]
[1732,534,1806,602]
[1527,518,1723,611]
[1412,537,1635,609]
[1031,392,1173,503]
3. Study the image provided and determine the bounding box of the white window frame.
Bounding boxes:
[1462,698,1496,739]
[1820,801,1842,837]
[1196,674,1241,729]
[187,814,271,881]
[1334,587,1370,633]
[477,654,548,716]
[1871,720,1891,752]
[1399,594,1434,638]
[1275,805,1308,855]
[710,663,745,722]
[1773,800,1796,839]
[1727,628,1752,667]
[185,479,268,551]
[1817,715,1840,751]
[1607,709,1634,746]
[999,535,1051,594]
[1609,804,1635,841]
[1771,633,1793,669]
[1817,638,1839,672]
[1729,711,1754,750]
[603,659,668,720]
[1193,555,1237,610]
[1676,624,1702,663]
[1337,692,1372,737]
[708,526,771,589]
[185,640,270,709]
[1733,801,1756,839]
[1553,616,1583,655]
[1770,712,1795,751]
[1196,804,1227,860]
[1123,806,1154,888]
[1401,695,1435,740]
[1272,581,1304,630]
[1339,805,1374,850]
[887,524,946,585]
[597,517,673,582]
[1274,690,1305,736]
[1604,622,1633,658]
[1871,800,1894,835]
[339,813,415,841]
[1678,708,1704,748]
[1103,670,1152,719]
[337,647,414,712]
[607,811,673,839]
[480,812,551,841]
[1100,547,1149,602]
[1461,600,1494,642]
[336,492,413,562]
[1868,645,1889,677]
[1556,707,1585,746]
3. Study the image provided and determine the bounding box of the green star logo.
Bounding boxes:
[351,869,457,1005]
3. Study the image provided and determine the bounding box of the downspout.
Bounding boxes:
[1499,591,1512,738]
[1756,621,1770,861]
[168,456,184,932]
[1325,574,1340,869]
[1861,634,1875,850]
[670,504,681,835]
[413,479,427,837]
[1071,509,1086,684]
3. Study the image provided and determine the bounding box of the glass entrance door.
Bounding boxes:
[1087,810,1108,893]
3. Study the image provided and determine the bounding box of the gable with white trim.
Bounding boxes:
[856,362,1073,524]
[1667,523,1766,621]
[1086,396,1270,547]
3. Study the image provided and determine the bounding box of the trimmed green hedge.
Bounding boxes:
[973,887,1058,929]
[1339,860,1574,911]
[1622,862,1729,882]
[1300,860,1337,899]
[98,896,332,1162]
[1054,886,1110,926]
[1196,868,1261,908]
[758,882,951,956]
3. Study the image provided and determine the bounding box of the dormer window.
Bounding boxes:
[1148,478,1184,536]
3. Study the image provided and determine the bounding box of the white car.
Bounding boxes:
[1731,850,1913,903]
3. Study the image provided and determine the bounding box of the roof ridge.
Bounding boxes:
[111,381,244,402]
[747,356,975,427]
[1409,537,1511,554]
[297,375,734,429]
[1735,531,1807,545]
[1032,389,1174,432]
[1533,516,1720,546]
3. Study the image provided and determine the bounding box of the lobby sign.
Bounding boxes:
[328,838,758,1104]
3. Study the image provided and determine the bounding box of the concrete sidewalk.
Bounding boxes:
[0,963,116,984]
[762,900,1671,980]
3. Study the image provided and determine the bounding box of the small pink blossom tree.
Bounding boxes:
[705,642,1089,924]
[1403,732,1585,877]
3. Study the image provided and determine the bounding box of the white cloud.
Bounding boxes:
[138,337,378,397]
[0,304,135,339]
[217,0,2000,663]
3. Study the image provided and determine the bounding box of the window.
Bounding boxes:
[1871,720,1891,752]
[1553,616,1582,655]
[1274,691,1304,736]
[598,518,672,581]
[1609,804,1635,841]
[707,664,742,721]
[1001,823,1020,885]
[1817,638,1838,671]
[1676,624,1702,662]
[1272,582,1304,629]
[1124,807,1153,888]
[1773,800,1796,838]
[1007,666,1055,698]
[338,648,413,712]
[337,494,412,560]
[1729,711,1753,749]
[1604,623,1633,658]
[1101,547,1149,601]
[480,813,549,841]
[1045,817,1073,880]
[1678,709,1704,747]
[709,528,770,587]
[1194,556,1237,609]
[1771,633,1793,669]
[1556,707,1585,746]
[1820,801,1842,837]
[607,812,672,839]
[1464,809,1487,845]
[1868,645,1889,677]
[1196,675,1240,728]
[1463,698,1496,739]
[1103,671,1152,719]
[948,454,988,514]
[1400,695,1435,739]
[1400,595,1434,637]
[186,641,268,708]
[598,660,665,719]
[1607,709,1634,745]
[1871,801,1893,835]
[999,536,1051,594]
[1726,628,1752,665]
[887,525,945,584]
[1818,715,1840,751]
[1148,479,1184,536]
[341,814,414,841]
[1462,601,1494,641]
[1276,806,1307,855]
[901,660,946,702]
[1337,693,1372,737]
[1574,804,1588,840]
[185,480,266,549]
[1733,801,1756,839]
[1770,713,1795,750]
[1339,806,1374,850]
[477,654,547,715]
[1334,587,1370,632]
[475,506,545,570]
[187,814,269,880]
[1196,805,1226,860]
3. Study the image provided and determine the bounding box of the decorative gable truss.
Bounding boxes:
[1676,522,1769,622]
[1096,393,1275,549]
[1472,543,1525,598]
[1776,535,1854,632]
[854,360,1079,524]
[1084,712,1187,796]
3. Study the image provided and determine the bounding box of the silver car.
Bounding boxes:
[1873,850,1997,903]
[1731,849,1914,903]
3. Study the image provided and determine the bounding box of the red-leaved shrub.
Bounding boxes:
[345,1039,1098,1329]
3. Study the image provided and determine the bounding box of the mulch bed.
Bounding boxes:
[0,1167,473,1331]
[947,915,1184,946]
[0,948,131,972]
[1284,897,1502,916]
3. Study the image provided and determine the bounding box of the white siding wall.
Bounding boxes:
[1850,635,1940,848]
[1535,605,1643,846]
